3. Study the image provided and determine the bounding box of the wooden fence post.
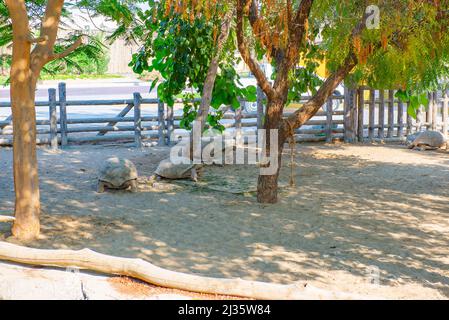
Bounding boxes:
[378,90,385,139]
[432,91,438,132]
[387,90,394,138]
[166,104,174,146]
[406,103,413,136]
[157,96,166,146]
[427,92,433,130]
[398,97,404,138]
[357,88,364,142]
[235,104,242,130]
[416,104,423,132]
[325,98,333,143]
[48,88,58,150]
[368,89,375,141]
[344,87,357,143]
[58,82,68,146]
[235,102,243,147]
[443,90,448,138]
[133,92,142,148]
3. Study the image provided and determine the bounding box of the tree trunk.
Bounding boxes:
[6,0,77,240]
[257,169,282,204]
[196,8,234,132]
[11,81,40,240]
[7,0,41,240]
[10,69,40,240]
[257,99,286,203]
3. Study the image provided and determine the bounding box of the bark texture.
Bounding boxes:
[5,0,83,240]
[236,0,365,203]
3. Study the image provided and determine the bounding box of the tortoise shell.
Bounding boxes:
[98,157,138,187]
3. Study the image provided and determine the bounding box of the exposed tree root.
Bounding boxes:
[0,241,380,300]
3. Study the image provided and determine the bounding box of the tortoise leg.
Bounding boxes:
[191,168,198,182]
[97,181,106,193]
[147,174,160,187]
[130,179,138,192]
[417,145,429,151]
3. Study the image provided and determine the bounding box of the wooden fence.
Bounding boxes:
[0,83,346,148]
[344,87,449,143]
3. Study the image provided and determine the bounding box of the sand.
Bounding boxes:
[1,142,449,299]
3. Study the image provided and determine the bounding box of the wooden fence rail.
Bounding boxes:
[2,83,448,148]
[0,82,346,148]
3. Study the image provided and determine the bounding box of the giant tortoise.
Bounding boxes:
[97,157,138,193]
[407,131,447,150]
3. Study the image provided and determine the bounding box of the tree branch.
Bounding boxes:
[286,0,314,68]
[30,0,65,76]
[282,15,368,136]
[36,0,65,50]
[248,1,273,55]
[236,0,275,100]
[49,37,84,61]
[272,0,314,97]
[22,34,48,44]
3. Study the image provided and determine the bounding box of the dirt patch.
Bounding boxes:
[108,276,245,300]
[1,142,449,299]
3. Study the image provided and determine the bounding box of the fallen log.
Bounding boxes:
[0,242,378,300]
[0,216,15,223]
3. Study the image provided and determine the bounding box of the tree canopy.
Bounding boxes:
[0,0,137,79]
[127,1,448,122]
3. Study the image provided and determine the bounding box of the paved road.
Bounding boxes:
[0,81,160,119]
[0,84,154,102]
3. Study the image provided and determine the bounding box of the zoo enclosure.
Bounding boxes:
[1,83,448,148]
[0,83,345,148]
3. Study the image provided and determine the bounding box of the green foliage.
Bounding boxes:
[129,0,256,131]
[0,0,114,80]
[395,90,429,119]
[43,35,109,75]
[309,0,449,117]
[76,0,148,44]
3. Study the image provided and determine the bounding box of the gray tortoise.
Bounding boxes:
[407,130,447,150]
[150,158,203,183]
[97,157,138,193]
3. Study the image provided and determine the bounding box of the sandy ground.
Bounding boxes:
[1,142,449,299]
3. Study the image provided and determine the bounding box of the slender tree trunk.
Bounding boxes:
[196,8,234,132]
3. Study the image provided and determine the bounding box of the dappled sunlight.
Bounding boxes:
[1,143,449,298]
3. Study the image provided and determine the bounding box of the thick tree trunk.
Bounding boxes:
[257,100,286,203]
[6,0,76,240]
[257,169,282,204]
[11,80,40,240]
[6,0,41,240]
